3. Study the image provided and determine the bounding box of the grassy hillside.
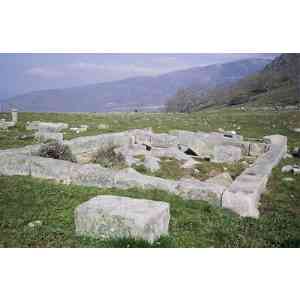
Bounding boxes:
[166,54,300,112]
[0,110,300,247]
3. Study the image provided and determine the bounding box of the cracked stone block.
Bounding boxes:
[75,195,170,243]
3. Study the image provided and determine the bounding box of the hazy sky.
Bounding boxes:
[0,53,277,100]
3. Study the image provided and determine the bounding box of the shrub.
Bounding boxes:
[94,146,126,168]
[38,142,76,162]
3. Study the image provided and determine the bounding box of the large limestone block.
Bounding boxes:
[0,154,31,176]
[30,156,74,183]
[222,174,268,218]
[74,195,170,243]
[213,145,242,163]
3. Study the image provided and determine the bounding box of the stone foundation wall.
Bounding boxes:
[0,129,287,218]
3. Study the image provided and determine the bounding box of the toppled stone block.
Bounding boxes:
[74,195,170,243]
[213,145,242,163]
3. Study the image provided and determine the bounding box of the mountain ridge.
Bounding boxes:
[166,54,300,112]
[4,58,270,112]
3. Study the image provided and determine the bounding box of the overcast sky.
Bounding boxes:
[0,53,277,100]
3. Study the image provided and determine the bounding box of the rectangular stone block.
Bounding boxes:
[0,154,31,176]
[75,195,170,243]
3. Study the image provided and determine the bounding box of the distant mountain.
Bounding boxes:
[5,58,270,112]
[166,54,300,112]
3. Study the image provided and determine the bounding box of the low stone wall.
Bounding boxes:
[0,129,287,218]
[0,152,224,206]
[222,135,287,217]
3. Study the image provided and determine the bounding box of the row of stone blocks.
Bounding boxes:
[0,131,287,220]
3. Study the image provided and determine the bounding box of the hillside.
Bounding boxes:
[4,58,269,112]
[166,54,300,112]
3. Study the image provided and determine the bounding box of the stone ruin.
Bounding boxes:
[0,126,287,219]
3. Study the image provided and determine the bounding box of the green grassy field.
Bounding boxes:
[0,109,300,247]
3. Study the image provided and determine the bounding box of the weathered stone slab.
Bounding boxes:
[75,195,170,243]
[213,145,242,163]
[222,174,268,218]
[0,154,31,176]
[30,156,74,183]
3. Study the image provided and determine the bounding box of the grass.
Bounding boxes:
[0,109,300,247]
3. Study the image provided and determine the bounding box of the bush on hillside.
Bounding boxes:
[38,142,76,162]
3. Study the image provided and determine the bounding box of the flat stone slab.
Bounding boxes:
[75,195,170,243]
